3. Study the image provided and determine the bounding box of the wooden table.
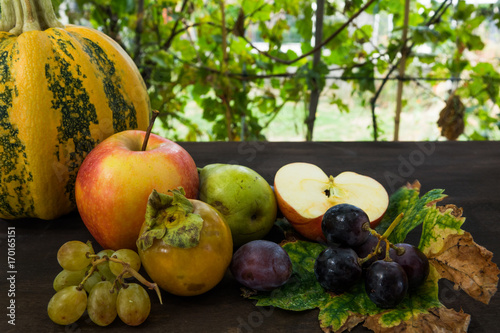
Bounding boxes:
[1,141,500,332]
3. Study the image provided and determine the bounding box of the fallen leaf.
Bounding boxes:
[363,307,470,333]
[427,231,499,304]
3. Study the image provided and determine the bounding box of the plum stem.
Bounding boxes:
[141,110,160,151]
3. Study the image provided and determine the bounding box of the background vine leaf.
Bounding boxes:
[51,0,500,141]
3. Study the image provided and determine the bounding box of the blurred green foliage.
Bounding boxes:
[47,0,500,141]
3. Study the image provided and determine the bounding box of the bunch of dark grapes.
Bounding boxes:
[48,240,161,327]
[314,204,429,309]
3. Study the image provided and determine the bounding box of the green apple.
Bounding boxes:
[198,164,277,247]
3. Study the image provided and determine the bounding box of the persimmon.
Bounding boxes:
[137,189,233,296]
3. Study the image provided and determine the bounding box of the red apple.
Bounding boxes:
[75,130,199,250]
[274,162,388,242]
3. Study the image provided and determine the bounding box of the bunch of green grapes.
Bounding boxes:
[48,241,153,327]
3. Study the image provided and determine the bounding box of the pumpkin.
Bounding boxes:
[0,0,150,219]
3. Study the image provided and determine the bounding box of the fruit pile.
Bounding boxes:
[48,240,161,327]
[46,126,402,327]
[314,204,429,308]
[38,116,496,331]
[1,2,494,329]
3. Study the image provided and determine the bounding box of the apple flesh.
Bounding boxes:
[75,130,199,250]
[274,162,388,242]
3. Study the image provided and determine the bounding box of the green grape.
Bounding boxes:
[109,249,141,278]
[47,286,87,325]
[83,271,104,293]
[96,249,116,282]
[116,283,151,326]
[57,240,92,271]
[87,281,117,326]
[53,269,86,292]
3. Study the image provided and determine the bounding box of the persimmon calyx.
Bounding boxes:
[137,188,203,251]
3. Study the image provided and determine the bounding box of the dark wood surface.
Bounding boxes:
[1,141,500,332]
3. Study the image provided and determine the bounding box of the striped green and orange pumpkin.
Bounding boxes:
[0,0,150,219]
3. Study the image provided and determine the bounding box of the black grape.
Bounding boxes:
[230,240,292,291]
[314,247,362,294]
[365,260,408,308]
[352,234,387,268]
[390,243,430,289]
[321,204,371,247]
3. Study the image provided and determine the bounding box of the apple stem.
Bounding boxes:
[141,110,160,151]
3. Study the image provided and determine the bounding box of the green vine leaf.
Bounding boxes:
[375,181,448,245]
[246,182,499,332]
[249,241,328,311]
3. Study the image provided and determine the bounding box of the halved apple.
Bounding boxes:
[274,162,389,242]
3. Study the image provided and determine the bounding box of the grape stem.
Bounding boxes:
[77,264,98,291]
[81,256,163,305]
[391,243,406,256]
[384,239,392,261]
[358,248,377,266]
[380,212,404,261]
[358,212,404,265]
[381,213,404,239]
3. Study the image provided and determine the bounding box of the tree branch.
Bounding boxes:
[171,21,220,37]
[218,0,234,141]
[168,49,473,83]
[133,0,145,66]
[87,1,128,52]
[306,0,325,141]
[369,0,453,141]
[244,2,269,20]
[162,0,190,50]
[241,0,377,65]
[393,0,410,141]
[343,12,382,55]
